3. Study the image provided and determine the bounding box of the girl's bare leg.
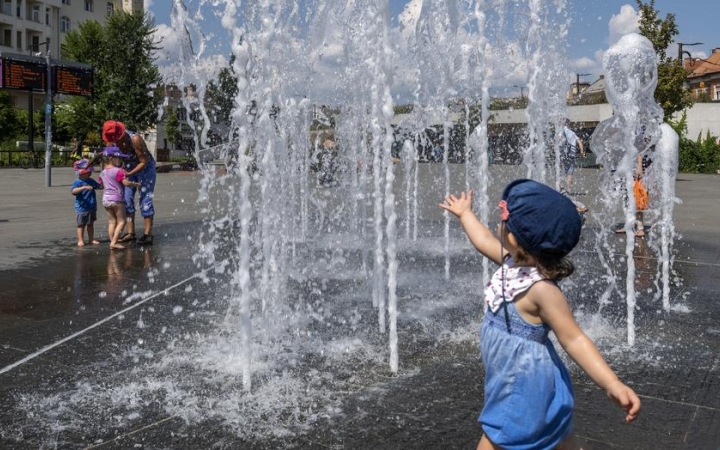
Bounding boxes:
[635,211,645,237]
[477,435,501,450]
[557,433,585,450]
[106,206,119,247]
[111,204,128,249]
[478,433,584,450]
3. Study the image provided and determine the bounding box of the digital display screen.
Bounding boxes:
[1,58,46,91]
[54,65,93,97]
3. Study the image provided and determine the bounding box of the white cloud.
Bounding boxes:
[571,56,597,70]
[153,23,227,86]
[398,0,423,43]
[159,54,227,87]
[153,23,179,64]
[144,0,154,18]
[594,48,606,70]
[608,4,639,46]
[592,6,639,76]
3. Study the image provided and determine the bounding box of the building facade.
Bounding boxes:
[0,0,142,109]
[1,0,143,55]
[685,48,720,102]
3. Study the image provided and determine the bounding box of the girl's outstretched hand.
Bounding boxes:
[439,191,473,219]
[606,380,641,423]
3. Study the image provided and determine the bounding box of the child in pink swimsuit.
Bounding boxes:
[100,147,141,250]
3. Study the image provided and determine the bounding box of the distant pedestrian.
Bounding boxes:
[99,147,141,250]
[559,118,586,195]
[102,120,157,246]
[70,159,102,247]
[317,138,337,187]
[440,179,641,450]
[431,139,443,162]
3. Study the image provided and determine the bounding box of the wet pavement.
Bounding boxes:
[1,166,719,449]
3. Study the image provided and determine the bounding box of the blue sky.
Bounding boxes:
[567,0,717,63]
[145,0,719,97]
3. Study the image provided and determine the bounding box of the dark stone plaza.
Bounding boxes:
[1,166,719,449]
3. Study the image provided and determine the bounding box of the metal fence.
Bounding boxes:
[0,149,75,168]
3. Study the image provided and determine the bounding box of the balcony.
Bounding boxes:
[0,11,16,27]
[23,20,46,33]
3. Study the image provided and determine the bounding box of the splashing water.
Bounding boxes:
[589,33,679,345]
[160,0,575,411]
[4,3,686,446]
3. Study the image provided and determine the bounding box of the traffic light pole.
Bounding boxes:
[44,49,53,187]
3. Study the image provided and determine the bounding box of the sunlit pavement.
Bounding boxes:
[0,166,719,449]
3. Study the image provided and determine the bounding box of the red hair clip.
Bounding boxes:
[499,200,509,221]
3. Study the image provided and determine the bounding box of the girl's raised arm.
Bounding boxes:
[439,191,505,265]
[531,282,641,423]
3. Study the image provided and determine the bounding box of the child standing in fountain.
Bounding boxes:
[100,147,141,250]
[439,179,641,450]
[71,159,102,247]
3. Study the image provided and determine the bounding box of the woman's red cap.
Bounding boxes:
[102,120,126,143]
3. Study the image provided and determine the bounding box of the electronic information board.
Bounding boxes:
[1,58,46,91]
[54,65,93,97]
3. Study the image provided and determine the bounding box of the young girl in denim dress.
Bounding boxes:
[440,179,641,450]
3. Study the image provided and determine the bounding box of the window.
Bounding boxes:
[16,0,20,18]
[60,16,71,32]
[31,35,39,52]
[1,0,11,16]
[62,0,70,4]
[31,5,40,22]
[45,7,50,25]
[84,0,93,12]
[16,30,20,49]
[715,86,720,101]
[106,2,113,14]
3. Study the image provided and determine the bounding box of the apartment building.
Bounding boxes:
[685,47,720,102]
[0,0,143,109]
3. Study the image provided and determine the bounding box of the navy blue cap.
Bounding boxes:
[502,179,582,258]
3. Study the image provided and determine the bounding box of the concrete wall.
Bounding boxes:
[679,103,720,140]
[491,102,720,139]
[487,104,613,125]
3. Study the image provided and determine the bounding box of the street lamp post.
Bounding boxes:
[33,39,54,187]
[512,84,525,99]
[575,73,590,98]
[677,42,703,65]
[44,45,52,187]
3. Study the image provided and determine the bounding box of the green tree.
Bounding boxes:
[102,11,162,131]
[59,11,161,138]
[55,97,103,144]
[165,106,180,146]
[0,91,23,142]
[393,104,414,115]
[205,58,238,134]
[60,20,107,139]
[14,109,43,142]
[669,113,720,173]
[636,0,693,120]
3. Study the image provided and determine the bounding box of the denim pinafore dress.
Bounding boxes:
[479,259,574,449]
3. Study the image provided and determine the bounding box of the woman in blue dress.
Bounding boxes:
[440,179,641,450]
